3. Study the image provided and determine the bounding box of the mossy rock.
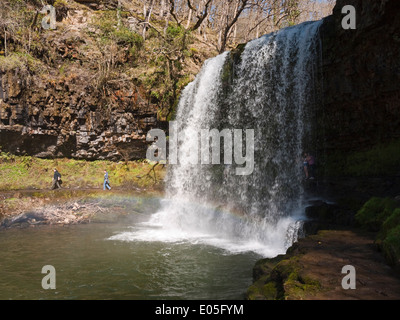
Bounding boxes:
[230,43,247,65]
[273,258,321,300]
[355,197,398,231]
[252,254,285,281]
[221,43,247,89]
[246,274,280,300]
[261,282,279,300]
[246,284,265,300]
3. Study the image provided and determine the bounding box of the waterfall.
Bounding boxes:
[113,20,323,257]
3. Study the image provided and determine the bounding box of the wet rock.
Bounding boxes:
[248,230,400,300]
[303,201,354,235]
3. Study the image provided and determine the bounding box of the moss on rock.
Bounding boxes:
[221,43,247,90]
[355,197,398,231]
[247,255,322,300]
[355,197,400,269]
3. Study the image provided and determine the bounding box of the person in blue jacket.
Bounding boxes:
[103,170,111,190]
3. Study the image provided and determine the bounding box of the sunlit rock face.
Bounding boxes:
[0,66,158,160]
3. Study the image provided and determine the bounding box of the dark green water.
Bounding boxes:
[0,218,261,300]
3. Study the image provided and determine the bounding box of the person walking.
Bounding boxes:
[51,168,62,190]
[103,170,111,190]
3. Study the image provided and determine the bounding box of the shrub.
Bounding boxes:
[113,28,143,48]
[382,225,400,267]
[378,208,400,240]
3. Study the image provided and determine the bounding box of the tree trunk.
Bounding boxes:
[4,27,6,57]
[232,1,238,42]
[143,0,155,40]
[186,8,192,29]
[164,3,171,36]
[117,0,121,29]
[160,0,166,17]
[219,0,248,53]
[202,23,207,41]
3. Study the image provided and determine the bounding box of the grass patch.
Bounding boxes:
[0,153,166,191]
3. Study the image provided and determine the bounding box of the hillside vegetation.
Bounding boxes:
[0,0,334,121]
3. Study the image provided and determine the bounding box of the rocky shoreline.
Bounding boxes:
[247,228,400,300]
[246,186,400,300]
[0,189,162,230]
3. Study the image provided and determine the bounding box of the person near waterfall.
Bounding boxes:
[302,154,309,180]
[51,168,62,190]
[103,170,111,190]
[302,153,316,180]
[306,153,316,179]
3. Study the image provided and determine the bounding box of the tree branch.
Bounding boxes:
[168,0,182,26]
[189,0,213,32]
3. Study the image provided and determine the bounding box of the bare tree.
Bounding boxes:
[218,0,250,53]
[166,0,213,32]
[142,0,155,40]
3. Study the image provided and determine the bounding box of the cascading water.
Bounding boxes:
[111,20,322,257]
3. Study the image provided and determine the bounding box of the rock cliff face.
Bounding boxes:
[316,0,400,165]
[0,67,157,160]
[1,0,399,164]
[0,3,167,161]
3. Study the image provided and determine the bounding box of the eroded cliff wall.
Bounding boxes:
[0,66,157,160]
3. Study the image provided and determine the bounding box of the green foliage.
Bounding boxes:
[113,27,143,47]
[355,197,398,231]
[379,208,400,240]
[0,52,42,72]
[91,10,143,57]
[53,0,68,8]
[166,25,186,39]
[382,225,400,267]
[93,10,117,35]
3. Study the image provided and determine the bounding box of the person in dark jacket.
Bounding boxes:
[51,168,62,190]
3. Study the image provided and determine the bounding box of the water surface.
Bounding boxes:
[0,215,261,300]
